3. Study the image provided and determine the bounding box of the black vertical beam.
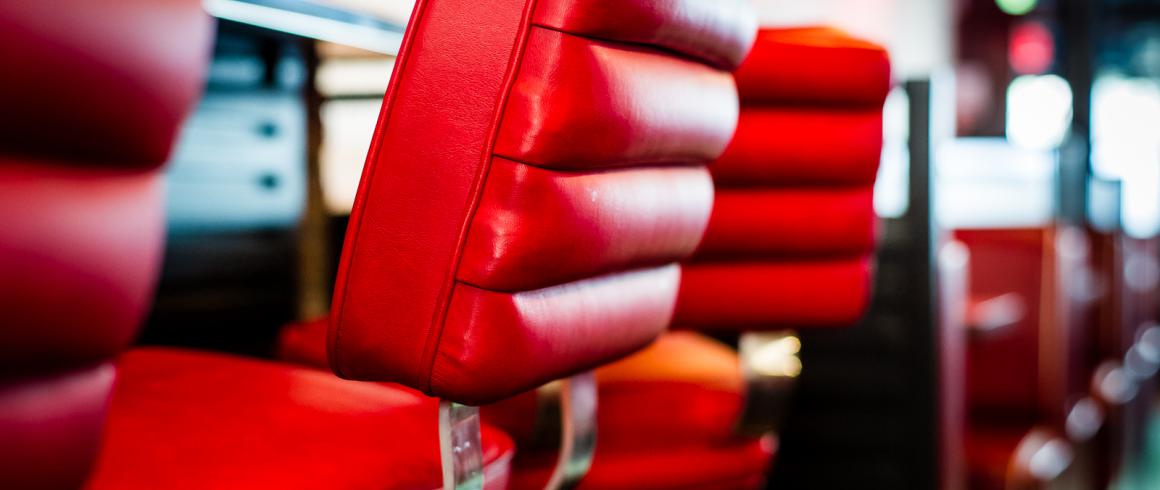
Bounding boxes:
[767,79,943,490]
[1057,0,1098,225]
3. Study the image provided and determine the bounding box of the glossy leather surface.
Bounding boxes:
[674,27,888,331]
[678,259,873,329]
[0,365,115,490]
[0,165,164,375]
[733,27,891,107]
[511,438,773,490]
[0,0,212,166]
[0,2,211,487]
[87,349,514,490]
[330,0,754,404]
[713,109,884,187]
[534,0,757,70]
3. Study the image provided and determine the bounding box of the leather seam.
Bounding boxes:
[530,23,734,70]
[421,0,543,395]
[329,0,430,379]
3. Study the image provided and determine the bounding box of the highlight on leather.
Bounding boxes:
[330,0,757,404]
[0,164,164,374]
[533,0,757,70]
[87,349,515,490]
[495,29,740,170]
[459,159,713,292]
[0,0,213,166]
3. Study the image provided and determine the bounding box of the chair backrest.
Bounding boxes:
[0,1,212,487]
[329,0,756,405]
[676,27,891,330]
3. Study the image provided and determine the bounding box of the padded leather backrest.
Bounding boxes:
[676,27,890,330]
[0,0,212,167]
[0,2,211,487]
[330,0,756,404]
[0,0,213,376]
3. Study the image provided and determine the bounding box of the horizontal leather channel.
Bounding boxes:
[495,27,739,170]
[733,27,891,107]
[533,0,756,70]
[712,109,884,187]
[433,265,680,404]
[695,187,876,259]
[677,259,872,329]
[0,0,212,166]
[459,158,712,291]
[0,162,163,375]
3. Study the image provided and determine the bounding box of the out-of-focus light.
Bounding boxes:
[874,87,910,219]
[996,0,1038,16]
[745,335,803,378]
[1010,21,1054,75]
[1006,74,1073,150]
[1092,75,1160,238]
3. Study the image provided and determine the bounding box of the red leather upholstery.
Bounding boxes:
[956,229,1045,415]
[0,2,211,487]
[330,0,755,404]
[732,27,891,107]
[511,438,773,490]
[0,0,212,166]
[675,27,890,331]
[87,349,514,490]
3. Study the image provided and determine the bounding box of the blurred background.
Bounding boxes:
[141,0,1160,488]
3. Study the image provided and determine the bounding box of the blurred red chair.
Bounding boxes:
[284,25,888,489]
[0,1,210,487]
[956,226,1098,489]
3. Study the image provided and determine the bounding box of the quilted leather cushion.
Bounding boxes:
[0,365,115,490]
[674,27,888,331]
[0,164,164,375]
[0,0,212,166]
[87,349,514,490]
[331,0,757,404]
[733,27,891,107]
[712,109,884,187]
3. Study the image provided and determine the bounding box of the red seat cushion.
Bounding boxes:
[87,349,514,490]
[329,0,756,404]
[503,333,770,489]
[510,438,774,490]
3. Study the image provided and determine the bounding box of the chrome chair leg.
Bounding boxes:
[544,371,597,490]
[439,401,484,490]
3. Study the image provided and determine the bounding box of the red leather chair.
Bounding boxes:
[0,1,210,487]
[956,227,1097,489]
[5,0,755,488]
[284,26,888,490]
[505,26,891,489]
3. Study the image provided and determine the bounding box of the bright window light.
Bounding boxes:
[1006,74,1073,151]
[1093,75,1160,238]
